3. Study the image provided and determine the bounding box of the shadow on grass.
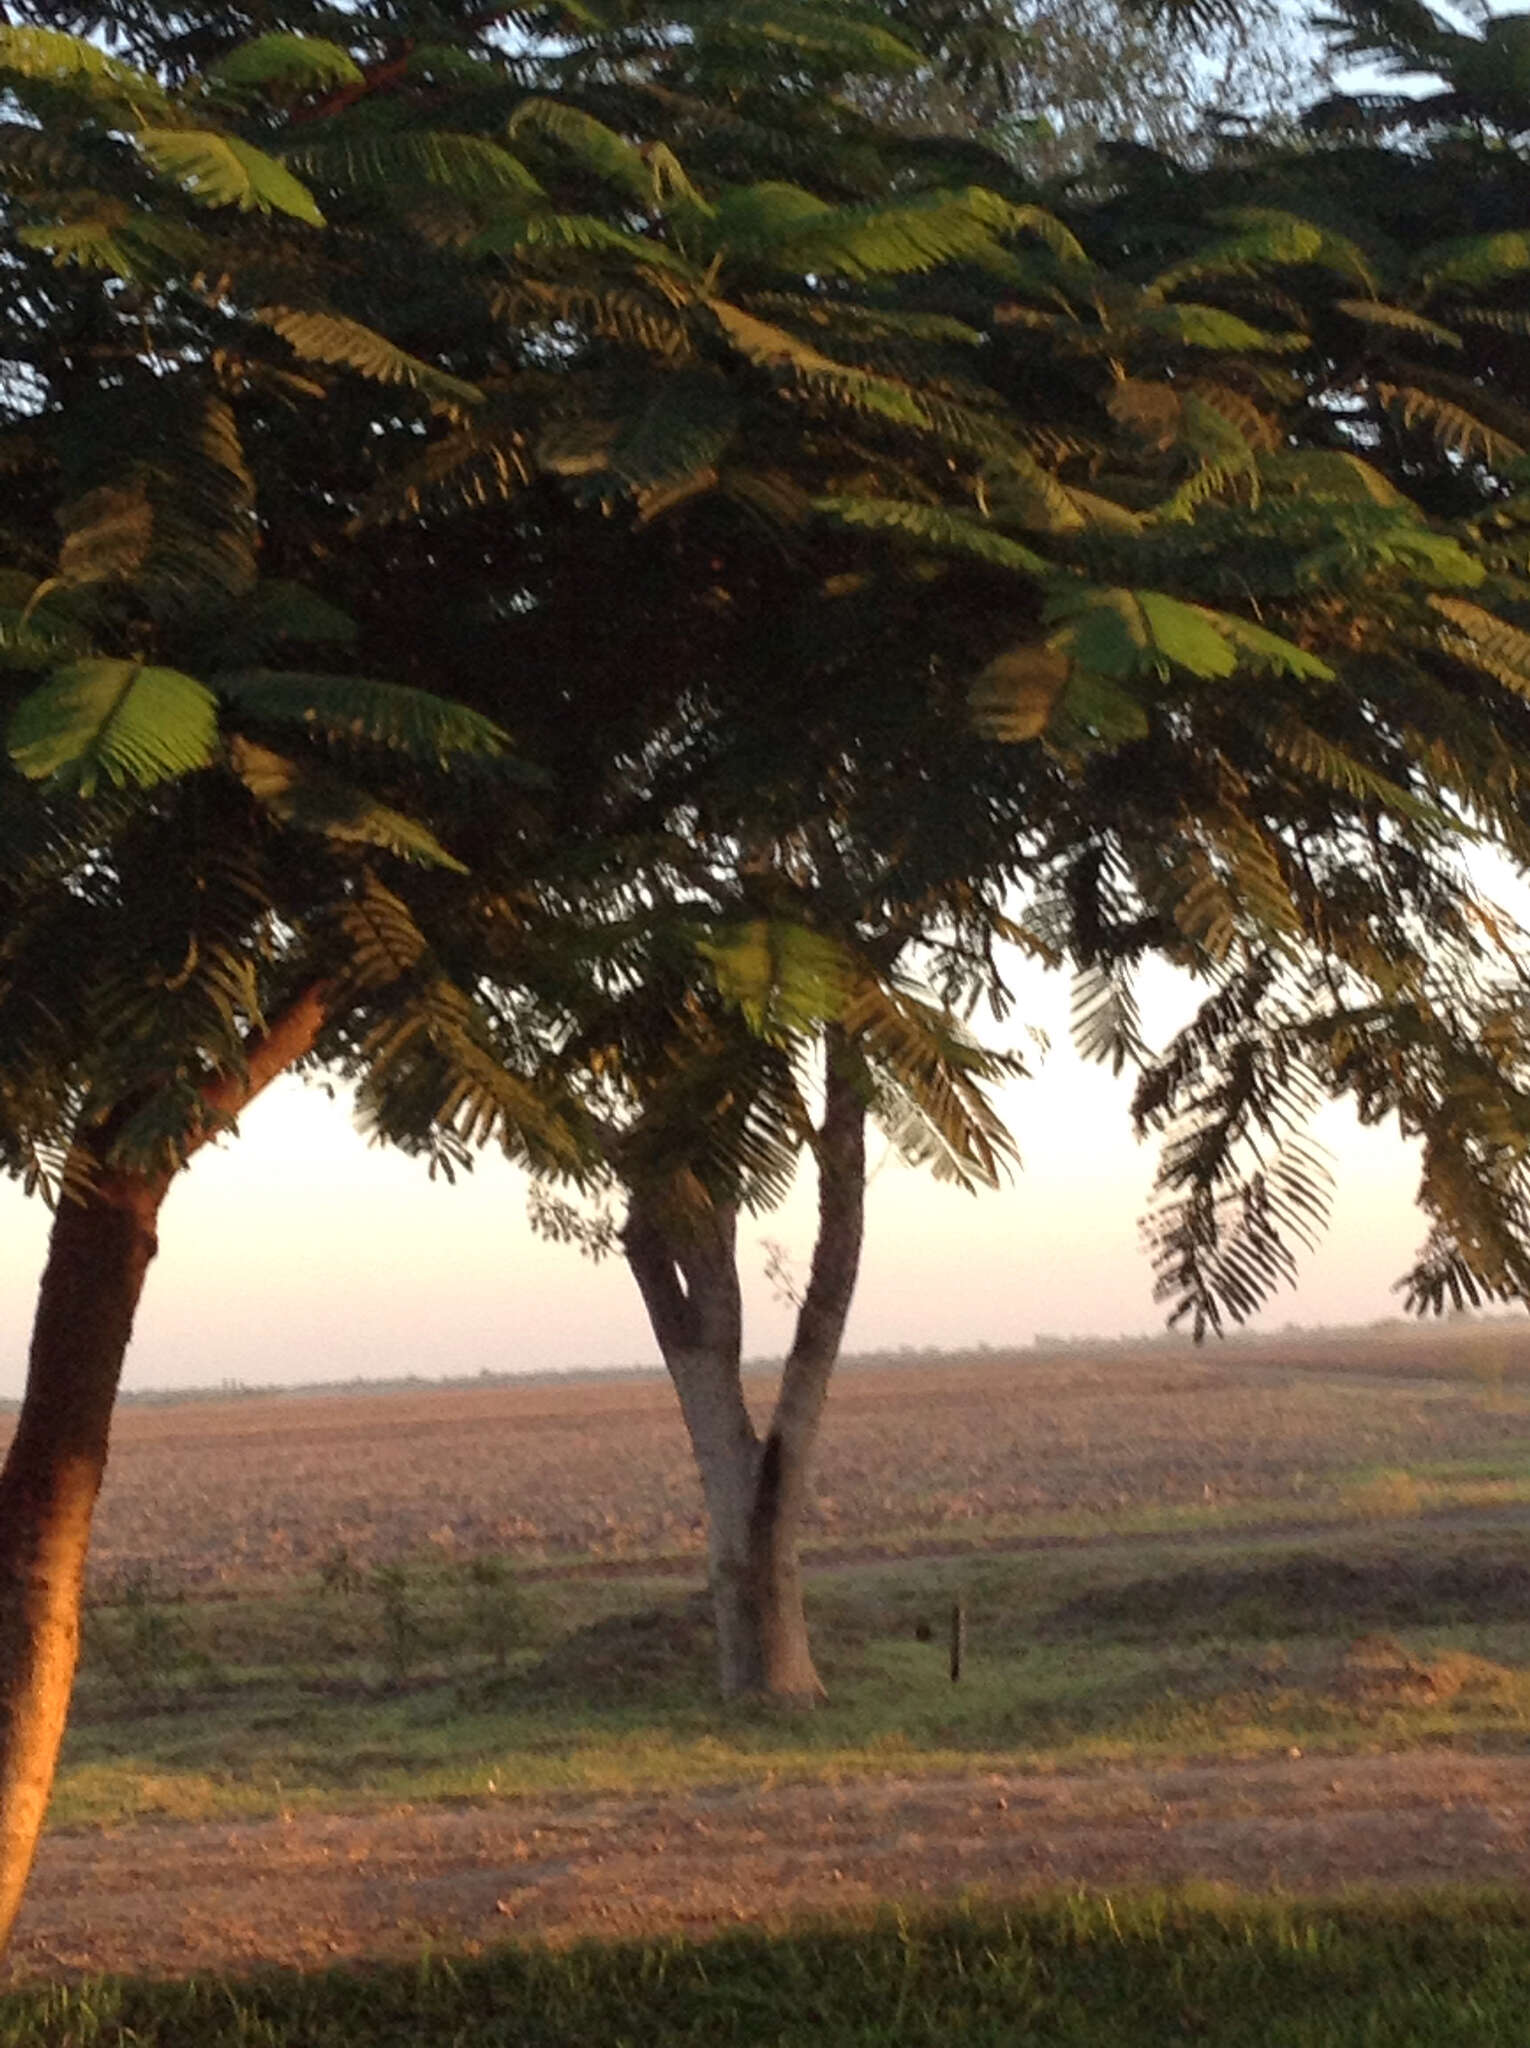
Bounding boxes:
[7,1893,1530,2046]
[1041,1550,1530,1644]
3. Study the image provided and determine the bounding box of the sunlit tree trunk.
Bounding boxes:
[0,1156,166,1949]
[0,987,326,1955]
[625,1035,866,1702]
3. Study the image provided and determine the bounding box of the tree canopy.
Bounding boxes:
[8,0,1530,1918]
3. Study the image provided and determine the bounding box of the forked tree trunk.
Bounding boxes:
[0,987,326,1955]
[625,1034,866,1703]
[699,1417,825,1700]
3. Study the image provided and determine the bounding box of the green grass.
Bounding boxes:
[6,1894,1530,2045]
[51,1518,1530,1830]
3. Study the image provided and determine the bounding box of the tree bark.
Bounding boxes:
[0,985,327,1955]
[624,1031,867,1704]
[0,1157,166,1949]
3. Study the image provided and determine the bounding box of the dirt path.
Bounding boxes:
[9,1750,1530,1982]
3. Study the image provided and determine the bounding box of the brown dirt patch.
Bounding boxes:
[9,1751,1530,1983]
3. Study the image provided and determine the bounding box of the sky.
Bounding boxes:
[0,949,1438,1398]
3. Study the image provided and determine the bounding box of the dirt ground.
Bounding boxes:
[10,1750,1530,1982]
[43,1333,1530,1587]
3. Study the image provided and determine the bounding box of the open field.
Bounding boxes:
[45,1320,1530,1585]
[8,1322,1530,2007]
[31,1324,1530,1833]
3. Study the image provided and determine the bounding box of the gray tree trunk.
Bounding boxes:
[625,1032,866,1702]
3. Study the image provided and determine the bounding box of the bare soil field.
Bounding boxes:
[11,1751,1530,1982]
[29,1324,1530,1588]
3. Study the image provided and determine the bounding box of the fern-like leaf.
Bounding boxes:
[212,33,363,93]
[229,737,468,870]
[1335,298,1463,348]
[285,131,543,204]
[1376,382,1524,466]
[212,669,507,760]
[812,496,1047,574]
[0,24,167,112]
[137,129,325,225]
[508,97,672,207]
[255,307,483,413]
[9,659,217,796]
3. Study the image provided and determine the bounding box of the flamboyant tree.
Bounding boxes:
[321,0,1530,1704]
[0,17,600,1943]
[0,0,1199,1926]
[87,0,1530,1717]
[8,0,1530,1937]
[327,130,1530,1707]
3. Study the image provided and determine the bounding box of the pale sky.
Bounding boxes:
[0,950,1437,1398]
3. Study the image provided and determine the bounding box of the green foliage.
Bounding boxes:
[370,1564,422,1688]
[507,97,668,206]
[813,496,1048,573]
[228,739,469,871]
[211,33,364,94]
[136,129,325,223]
[287,130,544,205]
[462,1556,532,1673]
[10,0,1530,1356]
[697,920,851,1043]
[8,661,218,797]
[0,22,167,111]
[212,671,507,762]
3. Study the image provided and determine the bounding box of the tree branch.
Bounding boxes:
[774,1027,867,1440]
[190,982,332,1160]
[623,1198,699,1360]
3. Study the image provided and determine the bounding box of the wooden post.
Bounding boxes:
[949,1595,966,1683]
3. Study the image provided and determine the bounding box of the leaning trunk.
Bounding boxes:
[0,1161,166,1951]
[0,985,326,1955]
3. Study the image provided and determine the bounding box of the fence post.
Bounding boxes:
[949,1595,966,1683]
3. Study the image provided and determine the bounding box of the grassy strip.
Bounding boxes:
[6,1893,1530,2045]
[49,1523,1530,1831]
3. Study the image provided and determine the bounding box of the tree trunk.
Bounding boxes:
[679,1404,823,1701]
[0,1159,167,1950]
[623,1032,866,1705]
[0,985,327,1956]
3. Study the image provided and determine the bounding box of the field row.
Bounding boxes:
[44,1335,1530,1588]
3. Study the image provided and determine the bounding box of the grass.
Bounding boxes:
[49,1513,1530,1830]
[5,1893,1530,2045]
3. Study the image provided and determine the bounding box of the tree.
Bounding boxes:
[0,0,1185,1927]
[0,19,595,1944]
[333,163,1530,1703]
[9,0,1530,1886]
[1039,0,1530,1319]
[143,0,1530,1719]
[508,906,1027,1701]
